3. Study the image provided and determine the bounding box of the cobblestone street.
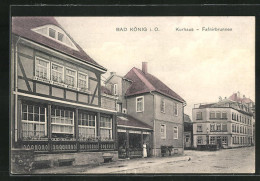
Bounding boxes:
[33,146,255,174]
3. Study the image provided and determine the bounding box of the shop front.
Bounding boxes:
[117,115,153,159]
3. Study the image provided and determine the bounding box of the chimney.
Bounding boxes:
[237,91,240,98]
[110,72,116,76]
[219,96,222,102]
[142,62,148,74]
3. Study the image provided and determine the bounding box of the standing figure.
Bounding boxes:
[143,144,147,158]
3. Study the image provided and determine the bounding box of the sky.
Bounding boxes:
[56,17,255,117]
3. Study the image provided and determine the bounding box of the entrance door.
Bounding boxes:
[216,137,222,149]
[118,132,127,158]
[143,133,151,157]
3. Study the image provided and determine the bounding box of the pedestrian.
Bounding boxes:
[143,144,147,158]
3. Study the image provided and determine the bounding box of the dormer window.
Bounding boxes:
[32,24,78,51]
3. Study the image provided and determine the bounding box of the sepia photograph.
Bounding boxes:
[10,15,255,174]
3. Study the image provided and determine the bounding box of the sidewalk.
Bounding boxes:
[32,155,190,174]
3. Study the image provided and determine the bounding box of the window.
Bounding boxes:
[35,57,50,79]
[232,112,235,120]
[222,124,227,132]
[197,124,202,132]
[232,137,235,144]
[100,116,112,140]
[216,112,221,119]
[236,125,239,133]
[216,124,221,131]
[78,72,88,90]
[49,28,56,38]
[185,135,190,142]
[58,32,64,42]
[33,25,78,50]
[237,114,239,121]
[196,112,202,120]
[210,112,215,119]
[78,112,96,140]
[197,136,203,145]
[51,63,63,83]
[51,107,74,136]
[210,124,215,132]
[65,68,77,87]
[210,136,216,144]
[240,126,243,133]
[113,84,118,95]
[173,126,178,139]
[222,112,227,119]
[173,103,178,116]
[21,103,47,139]
[222,136,227,144]
[116,103,122,112]
[160,124,166,139]
[136,96,144,112]
[232,124,235,132]
[161,99,165,113]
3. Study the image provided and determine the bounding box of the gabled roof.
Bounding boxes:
[117,115,153,130]
[124,67,185,103]
[12,17,106,71]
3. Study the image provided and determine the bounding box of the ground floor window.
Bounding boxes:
[100,115,112,140]
[21,103,47,139]
[78,112,96,140]
[222,136,227,144]
[51,107,74,138]
[197,136,203,145]
[210,136,216,144]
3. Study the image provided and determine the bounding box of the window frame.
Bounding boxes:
[78,112,96,139]
[113,84,118,95]
[21,103,47,139]
[65,67,77,88]
[51,107,75,135]
[100,116,113,140]
[197,136,203,145]
[160,124,166,139]
[197,124,202,132]
[210,124,215,132]
[136,96,144,112]
[216,111,221,119]
[161,98,165,113]
[78,71,89,90]
[222,112,227,119]
[173,126,178,139]
[196,112,202,120]
[35,56,50,80]
[51,62,64,83]
[210,111,215,119]
[174,102,178,116]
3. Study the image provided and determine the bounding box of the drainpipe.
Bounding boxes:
[150,91,156,156]
[14,36,21,143]
[182,102,186,152]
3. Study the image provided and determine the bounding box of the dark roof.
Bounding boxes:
[117,115,153,130]
[12,17,106,71]
[123,67,185,103]
[101,86,113,95]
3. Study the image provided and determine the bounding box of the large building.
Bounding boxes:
[10,17,118,170]
[192,97,254,149]
[105,62,186,157]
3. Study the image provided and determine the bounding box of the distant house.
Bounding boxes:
[10,17,118,169]
[105,62,186,157]
[192,96,254,149]
[184,114,193,149]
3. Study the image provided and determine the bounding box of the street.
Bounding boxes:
[33,146,255,174]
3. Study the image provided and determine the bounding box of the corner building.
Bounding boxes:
[10,17,118,167]
[193,99,253,149]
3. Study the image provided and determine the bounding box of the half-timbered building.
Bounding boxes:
[11,17,118,168]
